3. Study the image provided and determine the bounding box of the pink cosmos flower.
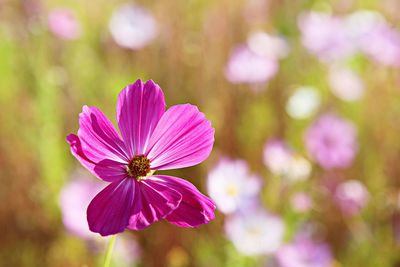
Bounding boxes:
[67,79,215,236]
[48,8,81,40]
[305,114,357,170]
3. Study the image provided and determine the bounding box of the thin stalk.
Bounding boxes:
[103,235,117,267]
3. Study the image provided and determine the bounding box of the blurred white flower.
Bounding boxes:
[247,31,290,59]
[334,179,369,215]
[286,155,312,182]
[286,86,321,119]
[207,158,261,214]
[225,209,285,255]
[328,67,364,102]
[109,4,158,49]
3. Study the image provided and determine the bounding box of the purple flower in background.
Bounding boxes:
[298,12,355,62]
[207,158,261,214]
[361,23,400,67]
[276,238,333,267]
[305,114,357,170]
[224,45,278,85]
[60,172,104,239]
[67,79,215,236]
[48,8,81,40]
[225,209,285,255]
[334,180,369,215]
[109,4,158,50]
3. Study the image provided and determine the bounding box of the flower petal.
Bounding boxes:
[78,106,130,163]
[146,104,214,170]
[67,134,127,182]
[116,80,166,157]
[87,178,137,236]
[153,175,216,227]
[127,176,182,230]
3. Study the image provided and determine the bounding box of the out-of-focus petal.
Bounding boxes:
[116,80,165,157]
[87,178,137,236]
[146,104,214,170]
[127,177,182,230]
[67,134,127,182]
[145,175,216,227]
[78,106,129,163]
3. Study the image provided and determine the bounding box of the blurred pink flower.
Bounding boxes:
[298,12,355,63]
[361,23,400,67]
[291,192,312,213]
[263,139,292,176]
[334,180,369,215]
[60,172,103,239]
[328,67,364,102]
[276,238,333,267]
[207,158,261,214]
[263,139,312,181]
[225,209,285,255]
[48,8,81,40]
[224,45,278,84]
[109,4,158,50]
[67,79,215,236]
[305,114,357,170]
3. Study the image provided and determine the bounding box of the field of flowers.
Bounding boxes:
[1,0,400,266]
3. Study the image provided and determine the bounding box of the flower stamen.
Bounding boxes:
[127,155,151,179]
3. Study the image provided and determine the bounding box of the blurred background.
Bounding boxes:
[1,0,400,266]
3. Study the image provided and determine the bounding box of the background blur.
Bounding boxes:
[1,0,400,266]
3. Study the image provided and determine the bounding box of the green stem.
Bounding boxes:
[103,235,117,267]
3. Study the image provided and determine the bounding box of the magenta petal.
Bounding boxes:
[127,176,182,230]
[146,104,215,170]
[78,106,130,163]
[67,134,128,182]
[87,178,136,236]
[152,175,216,227]
[116,80,166,157]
